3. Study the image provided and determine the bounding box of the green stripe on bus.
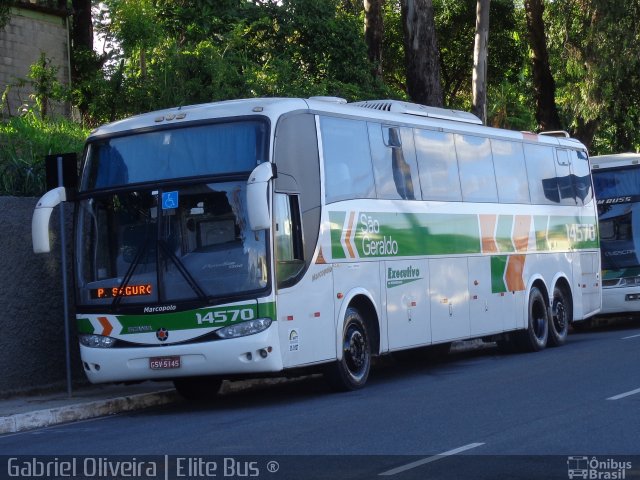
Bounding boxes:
[329,211,347,259]
[491,256,508,293]
[329,211,599,259]
[77,301,276,335]
[77,318,93,335]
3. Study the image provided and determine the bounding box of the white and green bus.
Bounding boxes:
[32,97,600,398]
[591,153,640,315]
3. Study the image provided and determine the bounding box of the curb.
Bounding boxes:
[0,389,181,435]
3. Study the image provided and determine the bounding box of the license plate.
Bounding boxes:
[149,356,181,370]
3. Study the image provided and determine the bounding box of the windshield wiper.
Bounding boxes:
[158,240,208,302]
[112,227,153,309]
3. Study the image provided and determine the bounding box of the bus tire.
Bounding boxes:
[519,286,549,352]
[173,376,223,402]
[548,286,571,347]
[326,307,371,391]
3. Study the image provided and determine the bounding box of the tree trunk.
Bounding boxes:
[401,0,443,107]
[523,0,562,131]
[70,0,93,84]
[572,118,599,151]
[70,0,95,121]
[472,0,490,124]
[364,0,385,82]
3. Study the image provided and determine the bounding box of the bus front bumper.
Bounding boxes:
[600,286,640,315]
[79,323,283,384]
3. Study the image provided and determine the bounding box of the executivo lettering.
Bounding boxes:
[387,265,422,288]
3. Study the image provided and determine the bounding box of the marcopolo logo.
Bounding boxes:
[387,265,422,288]
[567,456,632,479]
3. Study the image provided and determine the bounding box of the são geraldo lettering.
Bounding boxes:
[360,214,398,256]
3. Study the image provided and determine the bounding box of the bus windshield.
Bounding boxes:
[75,181,268,307]
[593,166,640,271]
[81,120,268,191]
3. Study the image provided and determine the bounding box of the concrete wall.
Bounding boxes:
[0,5,70,118]
[0,196,85,397]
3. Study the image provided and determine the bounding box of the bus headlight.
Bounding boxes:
[79,334,117,348]
[215,318,272,339]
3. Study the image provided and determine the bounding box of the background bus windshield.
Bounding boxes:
[593,166,640,271]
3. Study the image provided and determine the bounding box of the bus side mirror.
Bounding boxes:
[246,162,276,231]
[32,187,66,253]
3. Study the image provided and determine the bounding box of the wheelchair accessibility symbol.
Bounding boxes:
[162,191,179,209]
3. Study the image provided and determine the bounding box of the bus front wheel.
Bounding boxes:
[519,286,549,352]
[326,307,371,391]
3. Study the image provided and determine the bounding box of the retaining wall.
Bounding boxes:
[0,196,85,396]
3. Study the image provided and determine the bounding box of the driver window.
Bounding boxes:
[274,193,304,288]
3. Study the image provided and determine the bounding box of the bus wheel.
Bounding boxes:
[548,286,571,347]
[173,376,223,402]
[326,307,371,391]
[519,286,549,352]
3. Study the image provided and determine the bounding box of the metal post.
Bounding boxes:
[57,156,73,398]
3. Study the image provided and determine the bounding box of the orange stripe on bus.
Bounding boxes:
[479,214,499,253]
[505,255,526,292]
[98,316,113,336]
[345,211,356,259]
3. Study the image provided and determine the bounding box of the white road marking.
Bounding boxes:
[607,387,640,401]
[621,333,640,340]
[378,442,485,476]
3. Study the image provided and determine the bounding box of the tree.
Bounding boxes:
[545,0,640,152]
[523,0,562,132]
[364,0,385,82]
[401,0,443,106]
[471,0,490,123]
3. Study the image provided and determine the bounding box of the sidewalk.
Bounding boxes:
[0,382,180,435]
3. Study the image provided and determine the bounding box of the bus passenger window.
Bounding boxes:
[369,124,418,200]
[524,144,559,205]
[492,139,530,204]
[570,150,593,205]
[320,116,375,203]
[414,129,462,201]
[455,134,498,203]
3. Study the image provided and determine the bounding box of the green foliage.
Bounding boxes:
[0,2,12,31]
[0,110,88,196]
[27,53,69,119]
[435,0,526,109]
[81,0,388,123]
[545,0,640,152]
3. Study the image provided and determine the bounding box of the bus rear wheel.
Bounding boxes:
[173,376,223,402]
[548,286,571,347]
[519,286,549,352]
[326,307,371,391]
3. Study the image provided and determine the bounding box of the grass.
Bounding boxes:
[0,112,89,196]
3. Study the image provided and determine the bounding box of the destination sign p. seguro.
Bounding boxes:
[90,285,153,299]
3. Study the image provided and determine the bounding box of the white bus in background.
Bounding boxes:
[32,97,600,400]
[591,153,640,315]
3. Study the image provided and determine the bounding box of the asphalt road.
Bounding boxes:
[1,319,639,479]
